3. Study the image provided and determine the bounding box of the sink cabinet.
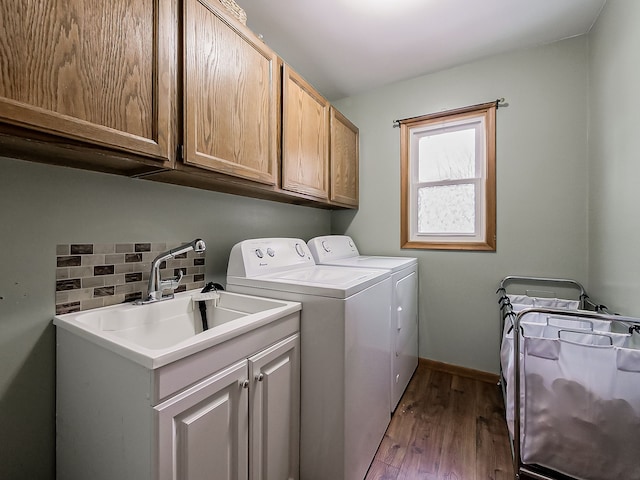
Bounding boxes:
[0,0,175,174]
[156,334,300,480]
[56,310,300,480]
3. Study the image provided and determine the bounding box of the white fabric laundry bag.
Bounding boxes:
[521,333,640,480]
[500,309,612,439]
[502,295,584,386]
[507,294,580,311]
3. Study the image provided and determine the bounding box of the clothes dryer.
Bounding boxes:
[308,235,418,411]
[226,238,391,480]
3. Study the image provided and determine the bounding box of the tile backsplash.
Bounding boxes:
[55,242,206,315]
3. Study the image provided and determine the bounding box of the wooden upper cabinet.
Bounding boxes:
[183,0,278,186]
[330,107,359,207]
[0,0,175,164]
[282,65,330,199]
[0,0,358,208]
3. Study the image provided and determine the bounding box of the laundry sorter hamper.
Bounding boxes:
[497,276,640,480]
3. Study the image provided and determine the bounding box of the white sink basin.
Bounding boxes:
[54,290,301,368]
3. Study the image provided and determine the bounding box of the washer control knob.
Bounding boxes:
[322,240,331,253]
[266,248,275,257]
[295,243,306,257]
[255,248,264,258]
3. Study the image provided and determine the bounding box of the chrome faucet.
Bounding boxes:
[136,239,206,304]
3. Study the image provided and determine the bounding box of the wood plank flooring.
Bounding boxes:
[365,360,514,480]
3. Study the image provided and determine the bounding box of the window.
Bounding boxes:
[400,102,496,251]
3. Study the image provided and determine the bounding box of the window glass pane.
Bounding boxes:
[417,184,475,234]
[418,128,476,182]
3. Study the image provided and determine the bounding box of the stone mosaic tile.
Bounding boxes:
[71,244,93,255]
[55,241,206,315]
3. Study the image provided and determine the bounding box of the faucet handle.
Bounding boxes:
[160,270,184,292]
[169,270,184,289]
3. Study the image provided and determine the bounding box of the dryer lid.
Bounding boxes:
[318,255,417,273]
[227,265,389,298]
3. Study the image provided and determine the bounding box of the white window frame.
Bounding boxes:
[400,102,496,251]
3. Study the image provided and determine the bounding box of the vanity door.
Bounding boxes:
[248,334,300,480]
[155,360,249,480]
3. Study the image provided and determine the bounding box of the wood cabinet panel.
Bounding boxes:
[282,65,330,199]
[183,0,278,185]
[330,107,359,207]
[0,0,174,162]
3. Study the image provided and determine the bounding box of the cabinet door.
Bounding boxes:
[282,65,330,199]
[330,107,359,207]
[0,0,174,162]
[183,0,278,185]
[249,334,300,480]
[155,360,249,480]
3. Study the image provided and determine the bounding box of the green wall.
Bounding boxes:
[0,158,330,479]
[587,0,640,315]
[333,36,590,374]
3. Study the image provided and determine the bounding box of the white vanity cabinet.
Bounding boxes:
[156,360,249,480]
[155,334,300,480]
[56,308,300,480]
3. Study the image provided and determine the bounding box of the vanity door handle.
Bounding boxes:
[256,373,264,382]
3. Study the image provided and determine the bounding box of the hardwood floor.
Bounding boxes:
[365,360,514,480]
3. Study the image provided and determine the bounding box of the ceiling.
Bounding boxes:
[237,0,607,101]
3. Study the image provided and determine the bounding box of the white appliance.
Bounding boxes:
[226,238,391,480]
[308,235,418,411]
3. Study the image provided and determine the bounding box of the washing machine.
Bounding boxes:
[308,235,418,412]
[226,238,392,480]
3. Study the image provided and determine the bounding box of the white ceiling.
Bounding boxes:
[237,0,607,101]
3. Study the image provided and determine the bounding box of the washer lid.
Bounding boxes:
[227,265,390,299]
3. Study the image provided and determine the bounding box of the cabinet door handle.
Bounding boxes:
[240,379,249,389]
[255,373,264,382]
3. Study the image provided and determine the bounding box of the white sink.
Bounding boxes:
[53,290,301,368]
